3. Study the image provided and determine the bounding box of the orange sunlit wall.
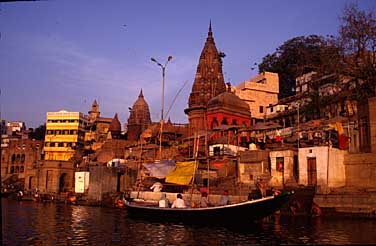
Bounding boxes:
[207,112,251,144]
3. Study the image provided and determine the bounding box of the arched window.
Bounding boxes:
[221,118,228,125]
[11,154,16,164]
[10,166,14,174]
[20,166,24,173]
[15,166,19,173]
[16,154,21,163]
[210,118,219,129]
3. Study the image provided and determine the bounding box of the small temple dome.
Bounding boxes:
[207,91,250,114]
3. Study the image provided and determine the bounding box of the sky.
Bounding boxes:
[1,0,375,129]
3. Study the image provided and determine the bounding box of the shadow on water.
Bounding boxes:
[3,198,376,245]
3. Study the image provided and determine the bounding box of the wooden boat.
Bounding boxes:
[125,192,292,224]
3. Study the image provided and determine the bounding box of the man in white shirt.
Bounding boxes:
[171,193,187,208]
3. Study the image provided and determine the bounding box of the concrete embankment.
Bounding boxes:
[314,189,376,218]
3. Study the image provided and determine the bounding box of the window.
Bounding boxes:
[259,106,264,113]
[232,119,238,125]
[213,146,221,155]
[210,118,219,129]
[221,118,228,125]
[276,157,284,172]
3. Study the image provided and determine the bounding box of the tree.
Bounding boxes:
[29,124,46,140]
[258,35,340,99]
[338,4,376,97]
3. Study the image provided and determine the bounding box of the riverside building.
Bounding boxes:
[44,110,89,161]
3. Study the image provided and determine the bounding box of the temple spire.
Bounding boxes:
[139,89,143,98]
[207,20,213,40]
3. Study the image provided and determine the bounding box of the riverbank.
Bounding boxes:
[314,188,376,219]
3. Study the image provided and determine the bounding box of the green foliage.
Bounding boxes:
[338,3,376,96]
[258,35,341,99]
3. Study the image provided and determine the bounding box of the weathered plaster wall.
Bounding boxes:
[298,147,346,189]
[87,166,119,202]
[269,150,296,187]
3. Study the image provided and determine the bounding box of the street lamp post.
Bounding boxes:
[297,102,300,149]
[151,56,173,160]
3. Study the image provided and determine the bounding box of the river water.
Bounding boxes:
[2,198,376,245]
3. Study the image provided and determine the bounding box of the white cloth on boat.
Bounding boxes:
[150,182,163,192]
[159,193,169,208]
[143,161,176,179]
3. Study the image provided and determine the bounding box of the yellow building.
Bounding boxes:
[233,72,279,124]
[44,110,89,161]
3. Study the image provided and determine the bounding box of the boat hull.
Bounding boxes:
[125,192,291,224]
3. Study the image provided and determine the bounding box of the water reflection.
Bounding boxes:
[2,199,376,245]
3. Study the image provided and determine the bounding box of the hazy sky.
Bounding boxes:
[1,0,375,128]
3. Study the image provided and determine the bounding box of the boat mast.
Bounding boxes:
[190,132,200,206]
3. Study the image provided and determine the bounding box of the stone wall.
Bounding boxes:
[369,97,376,153]
[86,166,136,202]
[37,160,75,193]
[344,153,376,188]
[314,192,376,216]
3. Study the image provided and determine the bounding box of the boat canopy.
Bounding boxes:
[143,160,176,179]
[165,161,195,185]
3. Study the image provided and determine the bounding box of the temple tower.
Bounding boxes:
[127,89,152,141]
[88,99,100,122]
[109,113,122,139]
[184,22,226,133]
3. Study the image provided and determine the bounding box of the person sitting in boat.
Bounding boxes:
[200,192,213,208]
[171,193,186,208]
[219,190,230,206]
[159,192,169,208]
[256,178,267,198]
[150,182,163,192]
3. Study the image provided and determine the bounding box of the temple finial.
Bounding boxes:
[208,20,212,36]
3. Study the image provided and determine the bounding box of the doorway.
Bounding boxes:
[307,157,317,186]
[59,173,67,193]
